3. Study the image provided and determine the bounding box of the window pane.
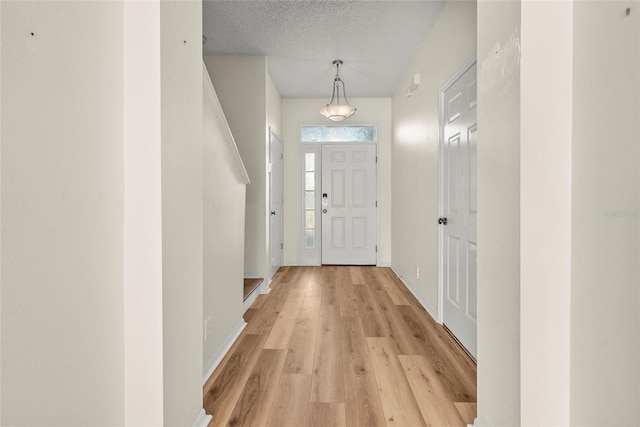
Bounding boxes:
[305,191,315,210]
[305,172,315,191]
[305,211,315,229]
[305,153,315,172]
[301,125,376,142]
[305,230,315,249]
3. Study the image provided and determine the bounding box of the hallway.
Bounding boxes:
[204,266,476,426]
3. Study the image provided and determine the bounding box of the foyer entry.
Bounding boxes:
[299,126,378,266]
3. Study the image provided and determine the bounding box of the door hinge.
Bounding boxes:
[281,243,283,250]
[375,245,378,253]
[281,153,283,160]
[376,156,378,163]
[375,201,378,208]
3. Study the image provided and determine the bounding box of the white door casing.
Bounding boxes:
[440,60,478,359]
[269,129,283,278]
[321,144,377,265]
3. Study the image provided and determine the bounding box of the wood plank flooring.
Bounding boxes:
[204,266,476,427]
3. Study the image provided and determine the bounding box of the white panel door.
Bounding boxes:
[321,144,376,265]
[269,129,283,278]
[441,62,478,358]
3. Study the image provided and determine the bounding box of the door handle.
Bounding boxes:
[271,211,276,216]
[438,217,448,225]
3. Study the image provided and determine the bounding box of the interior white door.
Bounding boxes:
[441,62,478,358]
[269,129,283,278]
[321,144,377,265]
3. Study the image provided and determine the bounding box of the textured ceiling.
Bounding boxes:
[203,1,444,98]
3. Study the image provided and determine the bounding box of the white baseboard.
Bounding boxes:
[261,278,272,294]
[192,408,212,427]
[468,417,480,427]
[390,265,441,323]
[202,320,247,385]
[242,279,271,313]
[243,284,261,312]
[377,262,392,267]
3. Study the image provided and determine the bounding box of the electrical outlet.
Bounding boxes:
[416,267,420,279]
[204,316,212,342]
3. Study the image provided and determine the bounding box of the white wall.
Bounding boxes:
[281,98,392,266]
[2,2,208,425]
[476,1,521,425]
[159,2,204,425]
[124,1,163,424]
[204,55,270,280]
[520,2,572,424]
[1,1,3,417]
[1,2,125,424]
[570,1,639,423]
[391,1,477,317]
[202,64,247,378]
[479,2,640,425]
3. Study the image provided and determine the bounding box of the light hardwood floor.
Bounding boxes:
[204,266,477,427]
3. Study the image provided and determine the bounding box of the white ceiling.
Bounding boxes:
[202,1,444,99]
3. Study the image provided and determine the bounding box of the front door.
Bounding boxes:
[321,144,377,265]
[269,129,283,278]
[441,61,478,358]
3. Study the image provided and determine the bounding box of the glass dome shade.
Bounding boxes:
[320,104,357,121]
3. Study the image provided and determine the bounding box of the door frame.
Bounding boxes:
[298,128,379,266]
[269,127,283,280]
[437,54,477,324]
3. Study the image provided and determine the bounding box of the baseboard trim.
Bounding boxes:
[192,408,212,427]
[202,320,247,385]
[390,265,441,323]
[243,279,271,312]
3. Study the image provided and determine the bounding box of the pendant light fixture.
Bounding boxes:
[320,60,357,121]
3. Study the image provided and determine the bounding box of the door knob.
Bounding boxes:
[271,211,276,216]
[438,217,448,225]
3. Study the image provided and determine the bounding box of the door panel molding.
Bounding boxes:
[438,55,478,359]
[321,143,377,265]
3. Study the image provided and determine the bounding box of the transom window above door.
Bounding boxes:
[300,125,376,143]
